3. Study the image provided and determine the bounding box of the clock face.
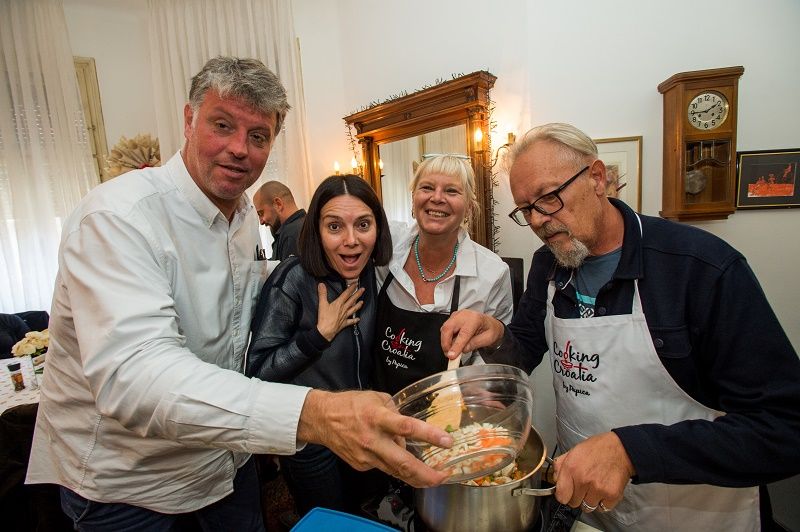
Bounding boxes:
[687,91,729,130]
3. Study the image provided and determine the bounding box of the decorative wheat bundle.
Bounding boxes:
[105,134,161,178]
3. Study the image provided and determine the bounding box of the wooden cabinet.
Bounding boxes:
[658,66,744,221]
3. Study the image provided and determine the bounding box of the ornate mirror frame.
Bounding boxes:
[344,71,497,249]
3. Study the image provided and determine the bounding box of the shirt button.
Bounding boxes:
[596,307,606,316]
[654,338,664,348]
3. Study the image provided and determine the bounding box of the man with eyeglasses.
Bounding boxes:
[441,123,800,531]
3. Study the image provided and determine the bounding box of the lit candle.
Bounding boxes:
[378,159,384,170]
[474,128,483,146]
[351,156,358,172]
[333,161,340,175]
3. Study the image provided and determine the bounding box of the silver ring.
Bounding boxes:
[598,501,611,512]
[580,500,597,512]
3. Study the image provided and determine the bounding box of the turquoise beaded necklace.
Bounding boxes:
[414,234,458,283]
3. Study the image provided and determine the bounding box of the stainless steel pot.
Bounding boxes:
[415,425,554,532]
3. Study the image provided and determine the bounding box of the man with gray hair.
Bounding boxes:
[26,56,450,531]
[441,123,800,531]
[253,180,305,259]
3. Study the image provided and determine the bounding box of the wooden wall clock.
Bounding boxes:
[658,66,744,221]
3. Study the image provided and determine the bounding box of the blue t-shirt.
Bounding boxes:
[573,248,621,318]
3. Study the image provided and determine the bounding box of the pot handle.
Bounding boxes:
[512,457,557,497]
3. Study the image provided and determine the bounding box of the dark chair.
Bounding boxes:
[1,314,28,359]
[0,403,72,531]
[0,311,48,359]
[15,311,49,332]
[501,257,525,315]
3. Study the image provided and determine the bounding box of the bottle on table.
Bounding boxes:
[8,361,25,392]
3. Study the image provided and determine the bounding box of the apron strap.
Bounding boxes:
[380,271,461,312]
[449,275,461,313]
[378,271,395,300]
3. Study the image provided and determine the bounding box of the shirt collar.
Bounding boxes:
[285,208,306,225]
[275,209,306,235]
[394,225,477,277]
[168,151,252,228]
[609,197,644,280]
[453,227,478,277]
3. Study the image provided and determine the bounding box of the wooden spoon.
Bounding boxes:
[426,356,464,431]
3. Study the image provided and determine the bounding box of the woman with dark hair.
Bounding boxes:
[246,174,391,517]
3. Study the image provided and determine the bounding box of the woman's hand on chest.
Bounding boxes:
[316,282,365,341]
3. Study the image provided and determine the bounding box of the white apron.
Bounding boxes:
[545,217,759,532]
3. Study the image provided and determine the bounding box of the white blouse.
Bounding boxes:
[377,223,513,361]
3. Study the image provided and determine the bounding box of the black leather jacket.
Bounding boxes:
[246,257,376,391]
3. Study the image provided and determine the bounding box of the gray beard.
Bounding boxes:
[550,237,590,269]
[536,222,590,269]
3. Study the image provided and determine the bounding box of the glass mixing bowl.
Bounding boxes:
[392,364,533,483]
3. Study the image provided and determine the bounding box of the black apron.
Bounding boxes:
[372,272,461,396]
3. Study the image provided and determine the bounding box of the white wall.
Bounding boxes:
[57,0,799,351]
[295,0,799,345]
[294,0,800,474]
[63,0,157,153]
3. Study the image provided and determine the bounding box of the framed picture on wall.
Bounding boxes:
[594,136,643,212]
[736,149,800,209]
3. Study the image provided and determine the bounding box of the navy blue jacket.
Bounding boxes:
[504,198,800,487]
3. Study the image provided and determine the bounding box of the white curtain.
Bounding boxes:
[422,124,467,156]
[0,0,98,313]
[148,0,312,207]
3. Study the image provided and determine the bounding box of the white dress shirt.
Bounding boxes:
[377,223,513,362]
[26,152,310,513]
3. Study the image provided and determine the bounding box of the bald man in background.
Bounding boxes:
[253,181,306,260]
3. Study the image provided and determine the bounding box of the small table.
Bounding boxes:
[1,356,41,414]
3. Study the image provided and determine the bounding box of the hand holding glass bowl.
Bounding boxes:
[391,364,533,483]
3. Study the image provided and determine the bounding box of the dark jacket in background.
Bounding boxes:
[271,209,306,260]
[247,256,376,391]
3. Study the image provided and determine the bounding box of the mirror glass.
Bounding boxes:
[379,124,467,223]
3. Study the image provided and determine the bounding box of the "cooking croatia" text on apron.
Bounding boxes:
[372,273,461,396]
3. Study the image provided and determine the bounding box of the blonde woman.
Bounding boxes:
[373,154,513,395]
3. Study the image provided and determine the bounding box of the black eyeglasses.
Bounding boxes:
[508,165,590,226]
